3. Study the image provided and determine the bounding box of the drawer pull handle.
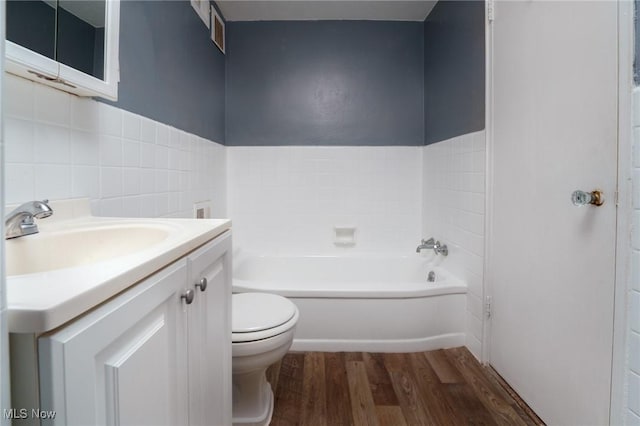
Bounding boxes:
[181,289,195,305]
[196,277,208,292]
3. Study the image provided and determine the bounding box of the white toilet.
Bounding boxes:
[232,292,299,426]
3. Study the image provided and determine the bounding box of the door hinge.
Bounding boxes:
[485,296,492,319]
[487,0,495,22]
[614,190,619,207]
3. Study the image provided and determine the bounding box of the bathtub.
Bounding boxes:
[233,253,467,352]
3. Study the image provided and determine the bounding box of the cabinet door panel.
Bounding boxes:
[39,261,189,426]
[188,231,232,426]
[104,311,174,425]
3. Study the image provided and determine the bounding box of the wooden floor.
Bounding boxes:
[266,347,544,426]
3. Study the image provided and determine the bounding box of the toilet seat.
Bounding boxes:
[232,293,299,343]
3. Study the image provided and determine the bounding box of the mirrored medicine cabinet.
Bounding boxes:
[5,0,120,100]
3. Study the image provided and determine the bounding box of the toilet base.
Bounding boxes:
[231,306,298,426]
[232,370,274,426]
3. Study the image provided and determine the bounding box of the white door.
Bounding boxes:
[488,1,618,425]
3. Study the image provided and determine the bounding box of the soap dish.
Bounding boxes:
[334,226,356,247]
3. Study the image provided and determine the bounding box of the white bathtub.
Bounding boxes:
[233,253,467,352]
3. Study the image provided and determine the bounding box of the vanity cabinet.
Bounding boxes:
[37,231,232,425]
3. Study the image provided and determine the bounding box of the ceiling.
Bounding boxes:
[216,1,438,22]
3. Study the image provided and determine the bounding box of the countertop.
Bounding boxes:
[6,199,231,333]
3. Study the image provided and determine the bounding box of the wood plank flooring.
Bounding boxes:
[267,347,544,426]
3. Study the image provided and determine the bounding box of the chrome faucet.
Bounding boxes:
[416,238,448,256]
[416,238,437,253]
[433,241,448,256]
[5,199,53,239]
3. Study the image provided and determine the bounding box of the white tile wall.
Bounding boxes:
[227,146,423,253]
[3,74,226,219]
[4,73,488,372]
[629,88,640,423]
[422,130,486,360]
[228,137,485,358]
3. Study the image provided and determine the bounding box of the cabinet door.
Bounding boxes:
[187,231,232,426]
[39,261,190,426]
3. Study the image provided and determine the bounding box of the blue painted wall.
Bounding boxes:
[225,21,424,146]
[423,0,485,145]
[104,1,226,143]
[99,2,484,146]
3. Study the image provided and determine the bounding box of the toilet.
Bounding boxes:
[232,292,299,426]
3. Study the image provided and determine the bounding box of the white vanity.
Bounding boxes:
[7,199,232,425]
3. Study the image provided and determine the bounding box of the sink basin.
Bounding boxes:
[6,224,171,276]
[5,198,232,334]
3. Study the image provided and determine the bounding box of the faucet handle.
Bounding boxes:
[422,237,435,245]
[434,240,449,256]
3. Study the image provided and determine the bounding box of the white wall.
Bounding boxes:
[422,130,486,360]
[628,88,640,425]
[227,146,423,254]
[3,74,226,219]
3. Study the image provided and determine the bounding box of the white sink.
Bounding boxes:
[6,198,232,333]
[6,224,171,276]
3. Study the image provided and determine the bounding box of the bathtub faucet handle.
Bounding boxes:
[433,241,448,256]
[417,238,448,256]
[417,238,436,253]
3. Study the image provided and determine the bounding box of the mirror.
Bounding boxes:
[5,0,118,100]
[6,0,57,61]
[57,0,106,80]
[7,0,106,80]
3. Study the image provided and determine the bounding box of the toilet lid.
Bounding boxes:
[232,293,297,333]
